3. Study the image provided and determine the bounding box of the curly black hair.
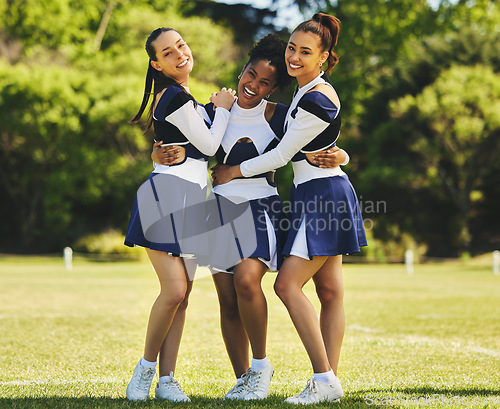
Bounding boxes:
[246,34,293,91]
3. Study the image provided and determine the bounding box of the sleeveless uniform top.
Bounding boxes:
[211,99,288,202]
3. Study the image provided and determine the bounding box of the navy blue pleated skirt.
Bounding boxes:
[206,193,287,272]
[283,174,367,258]
[124,172,209,258]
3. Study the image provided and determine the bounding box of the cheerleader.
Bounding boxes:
[124,27,235,402]
[212,14,367,404]
[156,34,350,400]
[207,34,290,401]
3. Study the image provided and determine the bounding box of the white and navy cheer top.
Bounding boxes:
[206,98,288,272]
[124,85,231,257]
[212,99,288,202]
[152,85,231,188]
[240,72,346,185]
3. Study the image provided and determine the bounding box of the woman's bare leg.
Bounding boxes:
[233,258,268,360]
[312,255,344,375]
[212,271,249,378]
[274,255,331,373]
[143,249,188,363]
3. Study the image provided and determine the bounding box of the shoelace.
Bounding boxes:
[244,368,261,392]
[298,378,318,399]
[166,378,185,396]
[230,372,247,395]
[138,368,156,391]
[231,382,245,394]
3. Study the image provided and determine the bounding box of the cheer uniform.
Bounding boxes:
[124,86,230,258]
[240,73,367,259]
[207,99,288,272]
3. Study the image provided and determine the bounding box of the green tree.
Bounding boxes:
[0,63,148,250]
[391,65,500,251]
[0,1,241,251]
[361,26,500,255]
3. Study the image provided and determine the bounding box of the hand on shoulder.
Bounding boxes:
[210,87,237,110]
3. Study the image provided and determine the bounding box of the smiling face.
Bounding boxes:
[150,30,193,85]
[237,59,278,109]
[285,30,329,87]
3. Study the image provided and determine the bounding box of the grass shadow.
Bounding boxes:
[348,386,500,408]
[2,388,498,408]
[0,394,377,409]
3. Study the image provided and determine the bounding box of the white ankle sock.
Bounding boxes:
[159,375,172,384]
[314,369,336,385]
[251,356,270,371]
[140,357,157,369]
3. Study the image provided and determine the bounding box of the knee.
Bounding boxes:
[218,294,240,322]
[316,284,343,305]
[159,284,188,308]
[234,274,260,301]
[274,276,293,304]
[177,287,192,312]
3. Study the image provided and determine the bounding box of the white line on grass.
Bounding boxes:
[402,335,500,358]
[348,326,500,358]
[0,377,123,386]
[348,324,381,333]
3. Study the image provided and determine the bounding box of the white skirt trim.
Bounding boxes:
[289,218,310,260]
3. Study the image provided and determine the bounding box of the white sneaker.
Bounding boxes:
[126,360,156,401]
[155,371,191,402]
[242,364,274,400]
[285,377,343,405]
[224,372,248,400]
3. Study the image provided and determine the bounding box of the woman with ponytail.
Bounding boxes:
[212,13,367,404]
[124,27,235,402]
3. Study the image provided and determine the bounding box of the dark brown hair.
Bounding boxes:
[130,27,188,132]
[293,13,341,74]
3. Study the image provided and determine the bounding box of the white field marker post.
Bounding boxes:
[64,246,73,272]
[493,250,499,275]
[405,249,414,274]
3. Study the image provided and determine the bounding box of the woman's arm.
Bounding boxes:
[162,88,235,157]
[211,107,331,184]
[240,106,331,176]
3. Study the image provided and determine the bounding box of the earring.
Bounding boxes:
[265,94,270,99]
[238,73,242,79]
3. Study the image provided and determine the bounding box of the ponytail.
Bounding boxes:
[293,13,341,74]
[130,63,154,124]
[130,27,190,133]
[130,61,182,133]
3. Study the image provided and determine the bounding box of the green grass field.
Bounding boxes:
[0,255,499,408]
